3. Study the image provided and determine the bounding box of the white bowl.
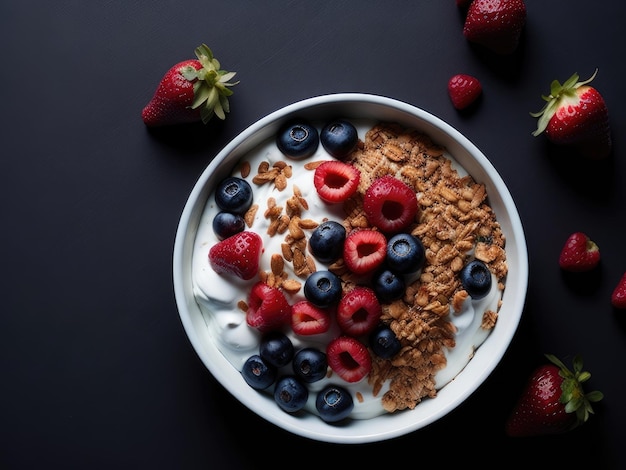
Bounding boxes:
[173,93,528,443]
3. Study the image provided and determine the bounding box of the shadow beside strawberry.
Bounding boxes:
[145,118,227,154]
[543,140,617,204]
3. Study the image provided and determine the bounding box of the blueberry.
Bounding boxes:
[212,211,245,240]
[274,376,309,413]
[369,324,401,359]
[320,119,359,159]
[276,120,319,159]
[315,384,354,423]
[259,331,295,368]
[241,355,277,390]
[215,177,253,214]
[459,259,492,299]
[372,268,406,303]
[303,270,342,308]
[308,220,346,263]
[386,233,425,274]
[292,348,328,383]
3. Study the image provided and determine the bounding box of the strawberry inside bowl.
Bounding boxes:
[173,93,528,443]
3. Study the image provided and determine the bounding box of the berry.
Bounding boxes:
[386,233,425,274]
[214,177,253,214]
[558,232,600,272]
[336,286,382,337]
[313,161,361,203]
[343,229,387,275]
[308,220,346,263]
[273,376,309,413]
[337,286,382,336]
[316,384,354,423]
[320,119,359,159]
[326,336,372,383]
[259,331,295,368]
[292,348,328,383]
[212,211,245,240]
[531,70,612,160]
[208,231,263,280]
[459,259,492,299]
[372,268,406,303]
[447,74,482,110]
[291,300,332,335]
[369,324,401,359]
[363,175,418,234]
[142,44,238,127]
[303,270,342,308]
[276,120,319,159]
[246,282,292,332]
[505,354,603,437]
[463,0,527,55]
[611,273,626,309]
[241,354,277,390]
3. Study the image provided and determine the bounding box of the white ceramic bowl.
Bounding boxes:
[173,93,528,443]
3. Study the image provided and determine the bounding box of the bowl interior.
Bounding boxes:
[173,93,528,443]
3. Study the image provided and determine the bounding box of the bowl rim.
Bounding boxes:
[173,92,529,443]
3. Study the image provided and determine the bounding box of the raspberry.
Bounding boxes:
[246,282,292,332]
[363,175,418,234]
[291,300,332,336]
[336,286,382,337]
[313,161,360,203]
[342,229,387,275]
[326,336,372,383]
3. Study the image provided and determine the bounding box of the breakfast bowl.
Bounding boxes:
[173,93,528,443]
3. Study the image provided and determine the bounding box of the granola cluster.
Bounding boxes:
[240,122,508,414]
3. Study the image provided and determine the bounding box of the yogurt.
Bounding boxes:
[191,120,504,419]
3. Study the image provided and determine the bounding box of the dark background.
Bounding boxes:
[3,1,625,468]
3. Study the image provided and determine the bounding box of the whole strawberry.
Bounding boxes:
[505,354,603,437]
[611,273,626,309]
[463,0,527,55]
[531,70,612,159]
[208,231,262,281]
[142,44,239,127]
[558,232,600,272]
[447,74,482,110]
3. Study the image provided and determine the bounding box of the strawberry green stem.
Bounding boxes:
[545,353,603,428]
[181,44,239,123]
[530,69,598,136]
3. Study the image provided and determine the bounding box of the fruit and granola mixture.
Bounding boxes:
[199,119,508,420]
[336,123,507,411]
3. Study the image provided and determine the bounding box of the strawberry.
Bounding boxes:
[326,336,372,383]
[363,175,418,234]
[343,229,387,275]
[505,354,603,437]
[558,232,600,272]
[447,74,482,110]
[456,0,473,8]
[611,272,626,309]
[246,282,292,332]
[291,300,332,335]
[531,70,612,159]
[336,286,382,337]
[463,0,527,55]
[208,231,263,281]
[313,161,361,203]
[142,44,239,127]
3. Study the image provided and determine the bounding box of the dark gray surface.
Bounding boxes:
[2,1,625,468]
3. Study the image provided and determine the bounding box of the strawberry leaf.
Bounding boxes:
[188,43,239,123]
